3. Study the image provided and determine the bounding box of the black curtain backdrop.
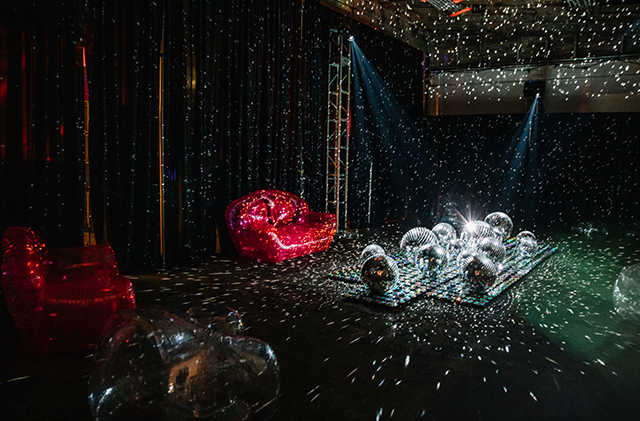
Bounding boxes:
[2,1,639,274]
[347,23,639,235]
[0,0,338,272]
[416,113,640,234]
[349,112,640,236]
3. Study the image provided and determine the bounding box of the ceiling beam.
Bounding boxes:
[315,0,430,51]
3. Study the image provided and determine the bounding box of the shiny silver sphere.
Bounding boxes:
[432,222,457,245]
[458,251,497,289]
[460,221,495,243]
[447,238,467,260]
[359,244,385,266]
[400,227,439,253]
[614,263,640,323]
[477,237,506,264]
[361,255,400,295]
[516,230,536,242]
[484,212,513,241]
[413,243,448,273]
[516,235,538,257]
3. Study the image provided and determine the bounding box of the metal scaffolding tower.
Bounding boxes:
[325,30,352,234]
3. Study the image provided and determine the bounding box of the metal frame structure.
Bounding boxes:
[325,30,352,235]
[158,20,166,269]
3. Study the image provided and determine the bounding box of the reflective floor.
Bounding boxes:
[1,224,639,420]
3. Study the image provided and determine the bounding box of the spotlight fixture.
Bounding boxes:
[348,35,354,42]
[523,80,546,98]
[565,0,596,7]
[423,0,460,12]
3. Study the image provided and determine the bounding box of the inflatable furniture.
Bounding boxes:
[0,226,136,354]
[225,189,336,262]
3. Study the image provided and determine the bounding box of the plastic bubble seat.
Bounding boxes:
[0,226,136,354]
[88,307,280,421]
[225,189,337,262]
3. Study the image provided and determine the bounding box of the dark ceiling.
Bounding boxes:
[317,0,640,69]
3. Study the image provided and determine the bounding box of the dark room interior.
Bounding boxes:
[1,1,640,420]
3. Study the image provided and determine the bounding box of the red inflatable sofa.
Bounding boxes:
[1,226,136,354]
[225,189,336,262]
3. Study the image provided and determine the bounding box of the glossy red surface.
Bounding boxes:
[0,227,136,354]
[225,189,337,262]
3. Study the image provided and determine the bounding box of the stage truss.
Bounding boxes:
[325,30,351,235]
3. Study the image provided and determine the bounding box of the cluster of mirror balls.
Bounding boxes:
[359,212,539,295]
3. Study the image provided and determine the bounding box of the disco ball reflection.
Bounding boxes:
[331,211,556,307]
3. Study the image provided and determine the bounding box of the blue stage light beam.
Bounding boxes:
[350,40,436,226]
[523,99,539,224]
[496,96,539,224]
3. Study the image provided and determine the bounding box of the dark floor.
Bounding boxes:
[1,224,640,420]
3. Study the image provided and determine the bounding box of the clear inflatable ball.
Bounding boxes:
[614,263,640,323]
[88,307,280,421]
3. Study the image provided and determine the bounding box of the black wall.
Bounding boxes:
[347,21,639,236]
